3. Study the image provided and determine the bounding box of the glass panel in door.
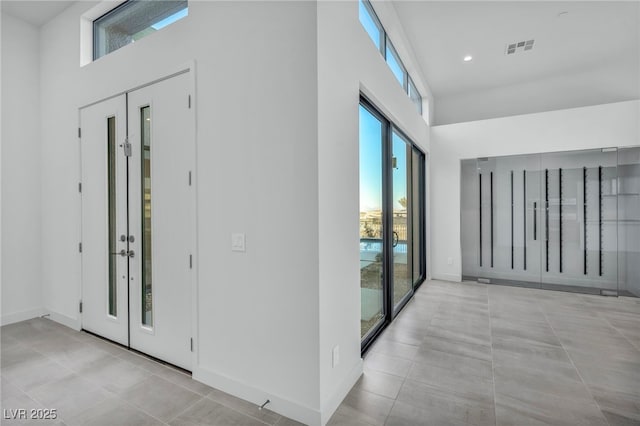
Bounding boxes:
[476,157,497,277]
[107,116,118,317]
[489,154,542,285]
[540,149,618,293]
[80,94,128,346]
[617,147,640,297]
[464,155,542,286]
[392,130,412,309]
[141,106,153,327]
[359,105,385,338]
[461,159,480,279]
[127,71,193,370]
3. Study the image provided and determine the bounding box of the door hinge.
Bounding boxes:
[190,338,193,352]
[123,137,132,157]
[189,254,193,269]
[79,242,82,253]
[188,171,192,186]
[78,128,81,138]
[78,182,82,193]
[79,301,83,313]
[188,94,191,109]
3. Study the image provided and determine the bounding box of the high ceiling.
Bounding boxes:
[1,1,76,27]
[392,1,640,98]
[2,0,638,123]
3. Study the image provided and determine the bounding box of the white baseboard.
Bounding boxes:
[45,310,81,331]
[320,359,363,425]
[1,308,45,326]
[431,273,462,282]
[193,365,322,426]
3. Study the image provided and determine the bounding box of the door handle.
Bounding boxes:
[533,202,537,240]
[545,201,550,241]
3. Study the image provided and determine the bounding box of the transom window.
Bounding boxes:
[359,0,424,116]
[93,0,188,60]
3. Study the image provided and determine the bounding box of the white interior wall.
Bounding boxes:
[1,13,43,325]
[316,2,429,423]
[430,100,640,282]
[38,1,321,423]
[4,0,431,423]
[434,59,640,125]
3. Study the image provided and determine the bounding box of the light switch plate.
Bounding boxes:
[231,233,245,252]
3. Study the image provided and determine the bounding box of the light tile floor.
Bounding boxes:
[0,318,302,426]
[2,280,640,426]
[329,280,640,426]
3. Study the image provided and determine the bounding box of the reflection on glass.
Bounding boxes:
[107,117,117,317]
[359,105,384,338]
[392,131,412,307]
[617,147,640,297]
[141,106,153,327]
[461,149,623,294]
[540,150,618,291]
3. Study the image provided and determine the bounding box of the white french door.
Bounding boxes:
[80,96,129,346]
[80,72,194,370]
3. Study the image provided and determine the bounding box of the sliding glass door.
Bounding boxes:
[359,98,426,350]
[359,104,385,340]
[392,131,412,310]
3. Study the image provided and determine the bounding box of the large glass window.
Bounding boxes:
[360,97,426,352]
[94,0,188,60]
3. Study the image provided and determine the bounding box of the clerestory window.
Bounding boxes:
[93,0,188,60]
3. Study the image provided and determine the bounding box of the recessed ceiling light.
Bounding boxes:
[463,55,473,62]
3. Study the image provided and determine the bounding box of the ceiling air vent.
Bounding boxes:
[505,39,534,55]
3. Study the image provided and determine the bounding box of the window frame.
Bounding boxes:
[92,0,188,61]
[93,0,128,60]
